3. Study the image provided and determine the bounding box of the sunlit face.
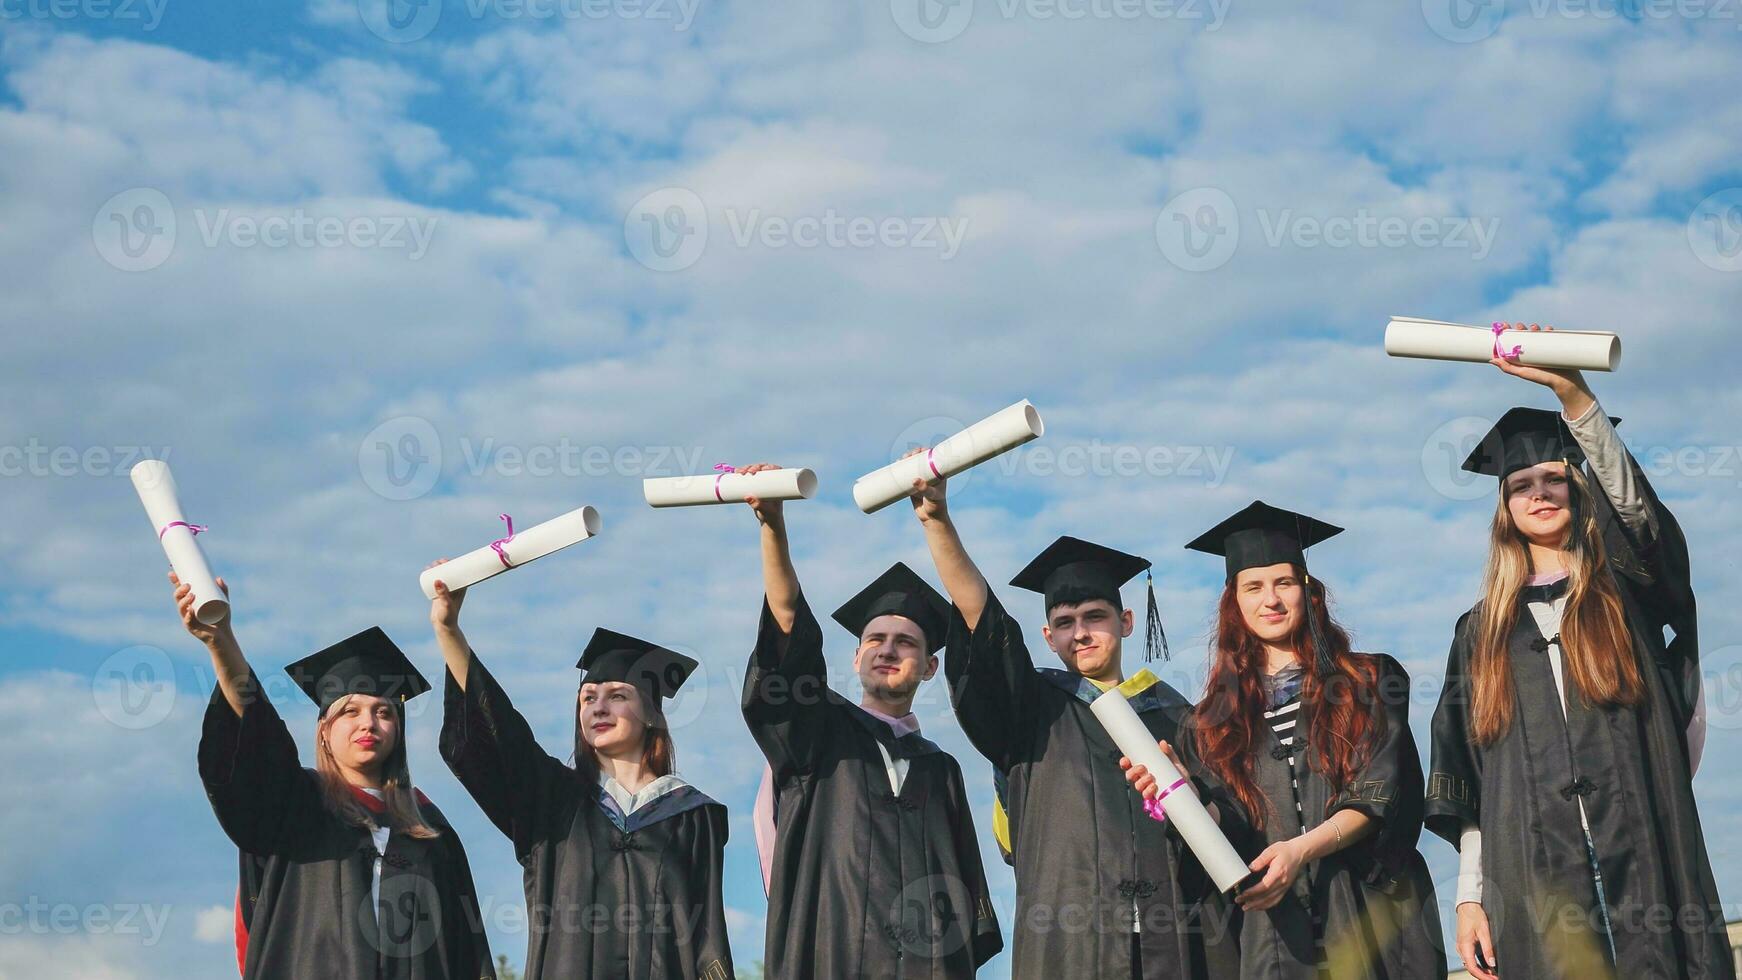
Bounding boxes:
[1504,461,1573,546]
[854,614,937,702]
[578,681,651,756]
[1234,562,1305,645]
[323,694,400,776]
[1041,599,1132,681]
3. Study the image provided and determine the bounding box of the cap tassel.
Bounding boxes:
[1144,570,1170,662]
[1303,570,1335,676]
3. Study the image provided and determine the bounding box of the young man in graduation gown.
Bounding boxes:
[177,572,496,980]
[1426,342,1731,980]
[736,461,1003,979]
[904,472,1239,980]
[1127,501,1445,979]
[429,565,735,980]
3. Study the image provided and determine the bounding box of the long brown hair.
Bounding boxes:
[1192,571,1383,831]
[1468,463,1642,744]
[572,686,677,783]
[314,695,439,839]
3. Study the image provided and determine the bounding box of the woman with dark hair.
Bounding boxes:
[1121,502,1444,979]
[427,559,734,980]
[1426,324,1729,980]
[174,572,495,980]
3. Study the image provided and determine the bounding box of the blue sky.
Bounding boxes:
[3,1,1742,976]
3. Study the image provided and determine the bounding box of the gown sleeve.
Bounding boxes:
[198,669,322,855]
[1424,613,1482,847]
[1326,654,1429,888]
[741,591,837,780]
[438,649,570,855]
[943,590,1040,771]
[687,804,736,980]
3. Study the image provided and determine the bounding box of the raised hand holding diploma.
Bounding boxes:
[1385,315,1621,371]
[853,399,1044,514]
[644,465,818,508]
[1091,688,1256,895]
[133,459,228,625]
[417,505,601,599]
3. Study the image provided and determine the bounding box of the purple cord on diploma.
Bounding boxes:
[1143,777,1191,824]
[158,521,208,540]
[1492,321,1523,361]
[714,463,736,502]
[490,514,516,568]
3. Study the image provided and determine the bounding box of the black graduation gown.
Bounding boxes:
[439,651,735,980]
[1178,653,1445,979]
[1426,454,1733,979]
[198,675,495,980]
[946,591,1240,980]
[741,594,1003,980]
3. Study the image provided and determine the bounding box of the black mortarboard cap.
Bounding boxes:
[1461,406,1621,479]
[1184,500,1344,582]
[286,626,430,714]
[576,628,698,709]
[1009,536,1170,661]
[831,562,949,654]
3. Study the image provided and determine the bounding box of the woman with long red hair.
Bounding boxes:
[1425,324,1729,980]
[1122,501,1444,979]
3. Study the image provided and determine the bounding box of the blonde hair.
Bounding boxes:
[315,695,439,839]
[1468,464,1643,744]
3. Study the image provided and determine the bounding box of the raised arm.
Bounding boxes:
[426,558,470,690]
[742,462,800,637]
[172,571,248,716]
[904,457,990,629]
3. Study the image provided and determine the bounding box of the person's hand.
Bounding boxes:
[426,558,465,631]
[1119,740,1196,801]
[170,570,231,648]
[1456,901,1499,980]
[739,462,785,527]
[1236,838,1309,911]
[1490,321,1585,396]
[902,447,949,526]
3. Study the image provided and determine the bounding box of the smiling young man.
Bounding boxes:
[904,472,1238,980]
[737,462,1002,980]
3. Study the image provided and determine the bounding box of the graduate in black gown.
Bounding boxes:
[1123,501,1445,979]
[427,560,734,980]
[174,573,496,980]
[1425,324,1731,980]
[735,461,1002,979]
[904,467,1239,980]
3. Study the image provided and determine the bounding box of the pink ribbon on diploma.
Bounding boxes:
[490,514,516,569]
[158,521,208,540]
[713,463,736,502]
[1142,778,1191,824]
[1492,322,1523,361]
[926,448,943,480]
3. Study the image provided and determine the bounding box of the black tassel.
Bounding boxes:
[1144,569,1170,662]
[1304,569,1335,677]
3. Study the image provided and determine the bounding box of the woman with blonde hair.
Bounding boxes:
[1426,324,1730,980]
[174,572,495,980]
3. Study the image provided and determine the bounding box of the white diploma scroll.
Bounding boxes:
[1090,687,1255,895]
[1384,316,1621,372]
[853,400,1045,514]
[131,460,229,626]
[418,506,601,599]
[643,467,818,508]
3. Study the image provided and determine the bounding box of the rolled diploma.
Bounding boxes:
[418,506,601,599]
[853,400,1045,514]
[1090,687,1253,895]
[131,460,229,626]
[643,467,818,508]
[1384,316,1621,372]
